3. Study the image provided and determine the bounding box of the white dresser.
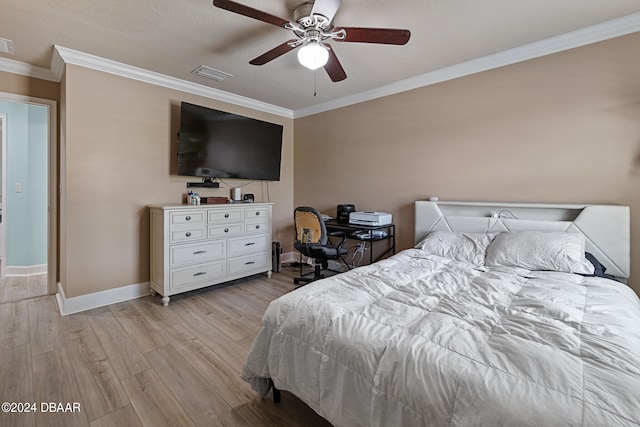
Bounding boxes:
[149,203,273,306]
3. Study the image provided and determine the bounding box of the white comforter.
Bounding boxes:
[242,249,640,426]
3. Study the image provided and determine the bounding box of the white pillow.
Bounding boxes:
[485,231,595,274]
[415,231,496,265]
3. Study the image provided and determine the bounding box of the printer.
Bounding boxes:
[349,211,392,226]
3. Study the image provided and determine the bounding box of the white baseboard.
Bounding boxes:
[328,260,351,272]
[281,251,317,266]
[54,252,343,316]
[5,264,47,276]
[281,252,351,272]
[56,281,151,316]
[281,251,299,264]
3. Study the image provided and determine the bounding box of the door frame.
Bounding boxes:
[0,113,6,278]
[0,92,57,295]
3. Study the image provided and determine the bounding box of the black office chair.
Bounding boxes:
[293,206,349,285]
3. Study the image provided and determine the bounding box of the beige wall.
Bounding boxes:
[294,33,640,294]
[3,31,638,299]
[0,70,59,101]
[61,65,293,297]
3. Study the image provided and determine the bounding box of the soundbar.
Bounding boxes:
[186,181,220,188]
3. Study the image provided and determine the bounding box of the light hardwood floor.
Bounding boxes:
[0,268,332,427]
[0,274,48,303]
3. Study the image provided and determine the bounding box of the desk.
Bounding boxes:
[324,220,395,266]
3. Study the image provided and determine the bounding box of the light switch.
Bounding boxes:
[15,182,22,193]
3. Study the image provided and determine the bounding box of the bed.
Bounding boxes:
[241,201,640,426]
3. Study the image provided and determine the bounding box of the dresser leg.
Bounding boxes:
[267,270,273,278]
[150,288,157,296]
[161,296,170,306]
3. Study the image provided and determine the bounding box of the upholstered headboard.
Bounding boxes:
[415,201,630,279]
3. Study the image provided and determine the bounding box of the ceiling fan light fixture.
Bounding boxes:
[297,43,329,70]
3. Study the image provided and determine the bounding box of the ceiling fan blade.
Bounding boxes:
[334,27,411,45]
[310,0,342,23]
[322,44,347,82]
[249,40,299,65]
[213,0,290,28]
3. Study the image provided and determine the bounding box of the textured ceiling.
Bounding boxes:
[1,0,639,112]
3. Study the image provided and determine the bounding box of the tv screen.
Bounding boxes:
[177,102,283,181]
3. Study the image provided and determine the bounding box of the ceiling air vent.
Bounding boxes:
[0,38,14,55]
[191,65,232,82]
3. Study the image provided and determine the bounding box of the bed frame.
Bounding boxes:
[415,200,630,280]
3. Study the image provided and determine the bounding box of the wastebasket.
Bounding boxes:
[272,241,282,273]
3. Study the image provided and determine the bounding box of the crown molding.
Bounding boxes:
[0,56,57,82]
[0,47,294,118]
[1,11,638,119]
[53,46,294,118]
[49,47,65,82]
[293,12,640,118]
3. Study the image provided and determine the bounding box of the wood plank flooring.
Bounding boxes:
[0,274,47,303]
[0,268,332,427]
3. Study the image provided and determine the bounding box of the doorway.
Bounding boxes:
[0,92,57,303]
[0,113,4,277]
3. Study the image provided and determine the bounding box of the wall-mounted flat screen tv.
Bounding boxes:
[177,102,283,181]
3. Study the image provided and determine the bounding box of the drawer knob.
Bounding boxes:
[193,272,206,276]
[186,232,191,237]
[245,261,255,265]
[193,250,207,254]
[224,228,229,233]
[244,242,255,246]
[186,216,191,221]
[224,213,230,218]
[255,225,260,229]
[255,212,260,216]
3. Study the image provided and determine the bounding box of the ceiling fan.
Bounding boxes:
[212,0,411,82]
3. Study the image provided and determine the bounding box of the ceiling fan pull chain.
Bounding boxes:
[314,70,317,97]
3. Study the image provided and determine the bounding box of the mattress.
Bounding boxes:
[241,249,640,426]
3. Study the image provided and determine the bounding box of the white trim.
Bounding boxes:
[282,251,316,266]
[53,46,294,119]
[1,12,638,118]
[56,281,151,316]
[282,252,349,272]
[0,113,5,278]
[0,92,57,295]
[49,47,65,82]
[294,12,640,117]
[4,264,47,276]
[0,56,58,82]
[281,251,298,264]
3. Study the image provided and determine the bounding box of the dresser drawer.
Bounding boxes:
[228,253,271,276]
[170,210,205,226]
[246,207,269,220]
[245,220,269,234]
[170,227,205,243]
[208,223,243,238]
[208,208,243,223]
[228,234,270,256]
[170,261,225,290]
[170,240,225,268]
